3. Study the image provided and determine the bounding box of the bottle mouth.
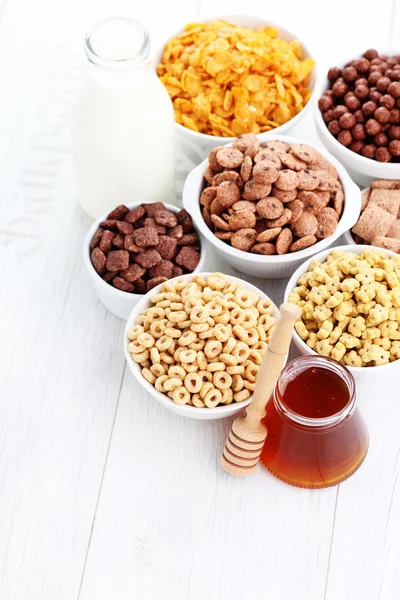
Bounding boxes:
[274,355,356,429]
[85,17,150,70]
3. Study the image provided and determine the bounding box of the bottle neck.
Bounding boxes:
[273,355,356,430]
[84,17,151,73]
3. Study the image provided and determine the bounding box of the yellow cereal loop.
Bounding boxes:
[204,388,222,408]
[127,325,144,341]
[234,389,251,402]
[172,387,191,405]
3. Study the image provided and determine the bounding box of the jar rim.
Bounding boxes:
[273,355,356,428]
[85,17,150,70]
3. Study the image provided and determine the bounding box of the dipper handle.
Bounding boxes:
[221,302,301,476]
[247,302,301,422]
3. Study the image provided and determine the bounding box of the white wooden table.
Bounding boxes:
[1,1,400,598]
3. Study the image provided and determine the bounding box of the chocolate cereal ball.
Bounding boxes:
[328,67,341,81]
[355,85,369,100]
[375,132,388,146]
[338,130,353,146]
[388,81,400,98]
[339,112,356,129]
[389,140,400,155]
[332,79,348,97]
[362,101,377,118]
[343,66,358,82]
[361,144,376,158]
[376,76,391,92]
[354,109,365,123]
[318,95,334,111]
[374,106,391,124]
[344,93,361,111]
[328,120,341,136]
[355,58,370,73]
[368,71,381,86]
[333,105,348,119]
[365,119,381,136]
[350,140,364,153]
[390,108,400,123]
[352,123,366,140]
[388,125,400,139]
[323,109,335,123]
[364,49,379,60]
[375,147,392,162]
[379,94,395,110]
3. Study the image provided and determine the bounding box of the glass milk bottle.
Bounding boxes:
[72,17,176,219]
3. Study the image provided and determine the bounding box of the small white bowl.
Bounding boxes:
[84,203,206,320]
[124,272,281,420]
[284,244,400,383]
[153,14,317,151]
[314,48,400,188]
[183,134,361,279]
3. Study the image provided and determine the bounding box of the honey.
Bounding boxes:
[260,356,369,489]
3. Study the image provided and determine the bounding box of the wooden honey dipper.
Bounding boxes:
[221,302,301,476]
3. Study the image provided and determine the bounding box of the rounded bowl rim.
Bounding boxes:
[124,271,281,418]
[153,13,318,145]
[283,243,400,374]
[182,133,361,264]
[83,202,207,300]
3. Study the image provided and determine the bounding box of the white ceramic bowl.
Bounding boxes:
[183,134,361,279]
[153,14,317,151]
[84,203,206,320]
[343,187,368,246]
[314,48,400,188]
[284,244,400,383]
[124,272,281,420]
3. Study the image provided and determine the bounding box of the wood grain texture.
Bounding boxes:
[0,0,399,599]
[0,30,126,598]
[79,346,337,600]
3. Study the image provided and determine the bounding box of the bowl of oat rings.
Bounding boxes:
[124,272,281,419]
[183,134,361,278]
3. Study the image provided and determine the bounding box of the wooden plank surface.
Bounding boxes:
[0,0,399,599]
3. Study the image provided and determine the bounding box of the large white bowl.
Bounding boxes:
[182,134,361,279]
[124,272,281,420]
[153,14,317,151]
[284,244,400,383]
[314,48,400,188]
[84,203,206,320]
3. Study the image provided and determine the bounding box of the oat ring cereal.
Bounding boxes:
[127,274,277,408]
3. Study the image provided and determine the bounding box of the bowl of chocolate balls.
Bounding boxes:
[315,49,400,187]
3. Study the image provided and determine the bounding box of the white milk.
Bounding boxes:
[72,18,176,219]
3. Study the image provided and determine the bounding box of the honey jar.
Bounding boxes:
[260,356,369,489]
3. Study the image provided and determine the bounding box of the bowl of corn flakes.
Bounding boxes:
[155,15,317,149]
[284,244,400,381]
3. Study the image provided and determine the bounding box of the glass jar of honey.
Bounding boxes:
[260,356,369,489]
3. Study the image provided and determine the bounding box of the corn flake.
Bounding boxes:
[157,20,315,136]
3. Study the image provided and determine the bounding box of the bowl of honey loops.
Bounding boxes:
[285,245,400,382]
[124,272,281,419]
[155,16,316,148]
